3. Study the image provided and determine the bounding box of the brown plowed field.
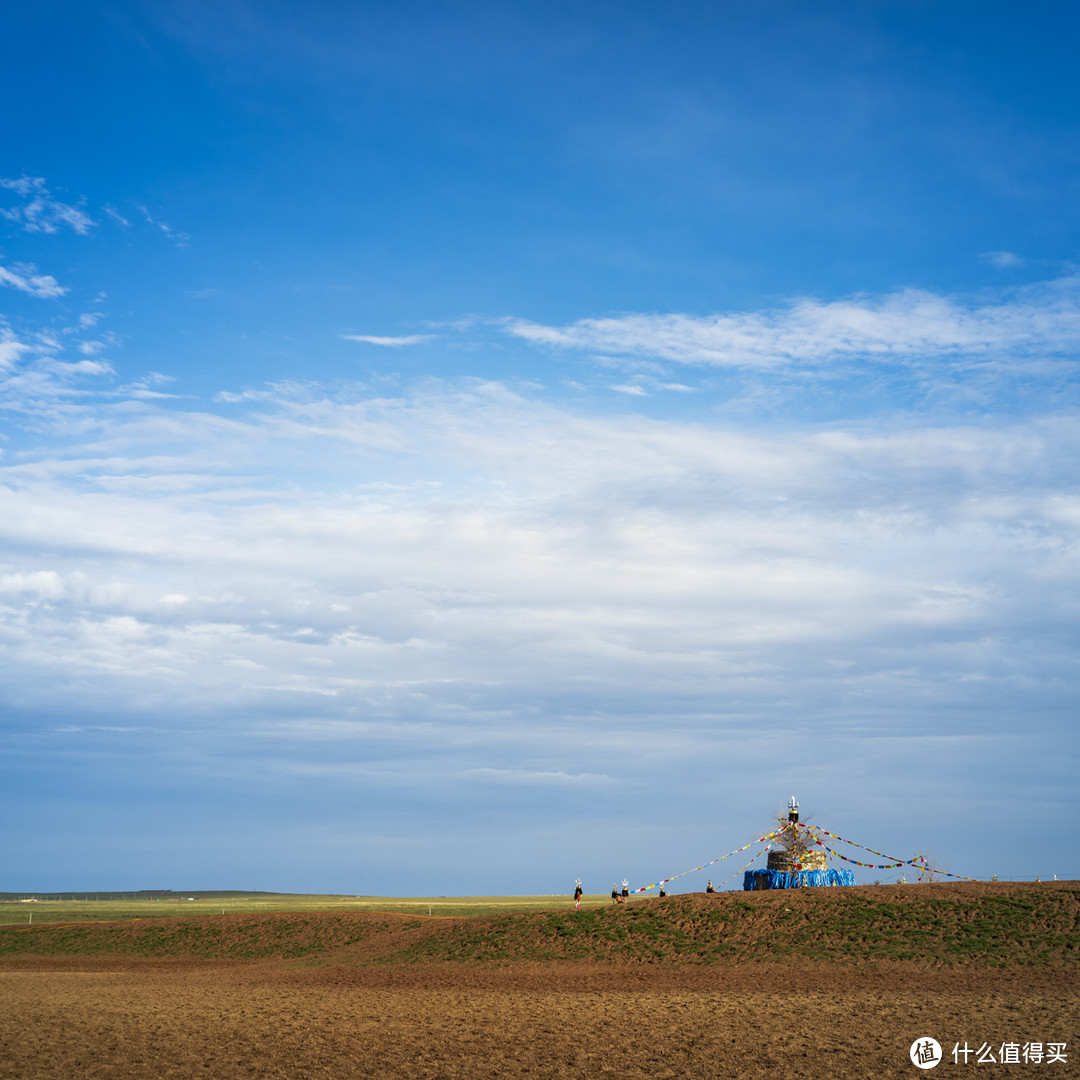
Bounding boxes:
[2,883,1077,1079]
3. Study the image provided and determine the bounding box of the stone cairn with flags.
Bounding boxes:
[743,796,856,891]
[624,798,971,898]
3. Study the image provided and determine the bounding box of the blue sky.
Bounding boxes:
[2,1,1078,894]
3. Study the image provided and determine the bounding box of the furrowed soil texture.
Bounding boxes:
[1,882,1076,1079]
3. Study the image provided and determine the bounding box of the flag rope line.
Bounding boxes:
[796,822,906,863]
[632,822,974,895]
[632,831,782,893]
[820,844,907,870]
[715,844,772,889]
[796,822,977,881]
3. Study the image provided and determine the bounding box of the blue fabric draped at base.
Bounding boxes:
[743,868,856,890]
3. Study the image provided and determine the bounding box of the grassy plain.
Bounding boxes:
[0,892,619,926]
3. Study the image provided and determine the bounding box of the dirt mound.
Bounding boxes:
[2,885,1077,1079]
[389,880,1080,968]
[0,910,439,963]
[2,880,1076,971]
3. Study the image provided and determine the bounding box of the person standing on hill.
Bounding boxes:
[706,881,715,894]
[621,881,629,901]
[574,881,583,910]
[611,884,619,905]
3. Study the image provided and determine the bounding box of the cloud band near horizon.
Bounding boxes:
[506,275,1080,370]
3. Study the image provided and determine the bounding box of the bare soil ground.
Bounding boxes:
[2,882,1076,1079]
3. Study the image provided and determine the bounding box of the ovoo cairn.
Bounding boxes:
[743,797,856,891]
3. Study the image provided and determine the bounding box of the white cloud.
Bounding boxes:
[0,570,67,599]
[980,250,1025,268]
[462,768,619,785]
[0,328,33,370]
[0,379,1075,732]
[506,275,1080,370]
[51,359,115,377]
[135,204,189,246]
[102,206,131,227]
[0,261,66,298]
[341,333,435,347]
[0,176,94,235]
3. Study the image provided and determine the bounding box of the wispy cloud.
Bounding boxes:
[1,377,1075,723]
[980,250,1025,269]
[341,333,435,346]
[462,768,619,785]
[118,371,180,399]
[506,276,1080,371]
[136,204,189,247]
[0,327,34,370]
[0,261,66,298]
[50,359,114,377]
[0,175,95,235]
[0,319,120,416]
[102,205,131,227]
